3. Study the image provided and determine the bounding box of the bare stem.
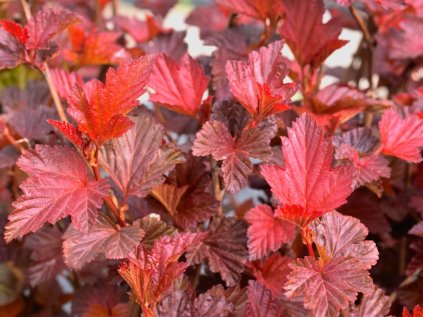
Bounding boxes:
[349,5,374,91]
[210,158,223,215]
[44,66,69,122]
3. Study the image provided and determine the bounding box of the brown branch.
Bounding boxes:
[349,5,374,91]
[210,158,223,215]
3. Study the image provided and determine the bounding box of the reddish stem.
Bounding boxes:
[92,148,125,226]
[301,227,316,258]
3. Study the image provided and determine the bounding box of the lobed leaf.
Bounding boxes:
[261,114,354,227]
[148,53,208,117]
[5,145,110,242]
[68,55,155,144]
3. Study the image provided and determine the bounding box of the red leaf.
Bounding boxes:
[261,114,354,227]
[379,109,423,162]
[65,24,128,66]
[245,205,295,260]
[148,53,208,117]
[118,233,204,315]
[280,0,347,68]
[310,211,379,269]
[67,56,155,144]
[0,25,26,69]
[336,145,391,188]
[63,217,144,270]
[4,145,110,242]
[186,217,248,286]
[193,120,275,192]
[244,281,283,317]
[349,286,391,317]
[72,285,129,317]
[48,120,86,151]
[403,305,423,317]
[99,113,182,198]
[136,0,177,17]
[214,0,283,22]
[141,31,187,62]
[114,15,162,43]
[0,21,28,44]
[24,227,65,287]
[251,253,292,297]
[226,40,297,122]
[185,4,229,38]
[5,105,56,140]
[151,183,218,230]
[25,8,80,50]
[284,256,373,317]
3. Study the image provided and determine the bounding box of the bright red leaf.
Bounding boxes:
[67,55,155,144]
[63,217,144,270]
[148,53,208,117]
[245,204,295,260]
[193,120,275,192]
[284,256,373,317]
[379,109,423,162]
[261,114,354,227]
[226,40,297,122]
[403,305,423,317]
[251,253,292,297]
[280,0,347,68]
[64,24,128,66]
[4,145,110,242]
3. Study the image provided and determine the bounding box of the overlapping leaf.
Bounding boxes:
[24,227,65,287]
[99,113,182,198]
[63,217,144,270]
[379,109,423,162]
[193,120,275,192]
[310,211,379,268]
[348,286,391,317]
[226,40,297,122]
[280,0,347,68]
[284,256,373,317]
[261,114,354,227]
[118,233,204,316]
[0,8,80,69]
[151,183,218,229]
[245,204,295,260]
[5,145,110,242]
[64,24,128,66]
[251,253,292,297]
[67,55,155,144]
[148,53,208,117]
[244,281,283,317]
[186,217,248,286]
